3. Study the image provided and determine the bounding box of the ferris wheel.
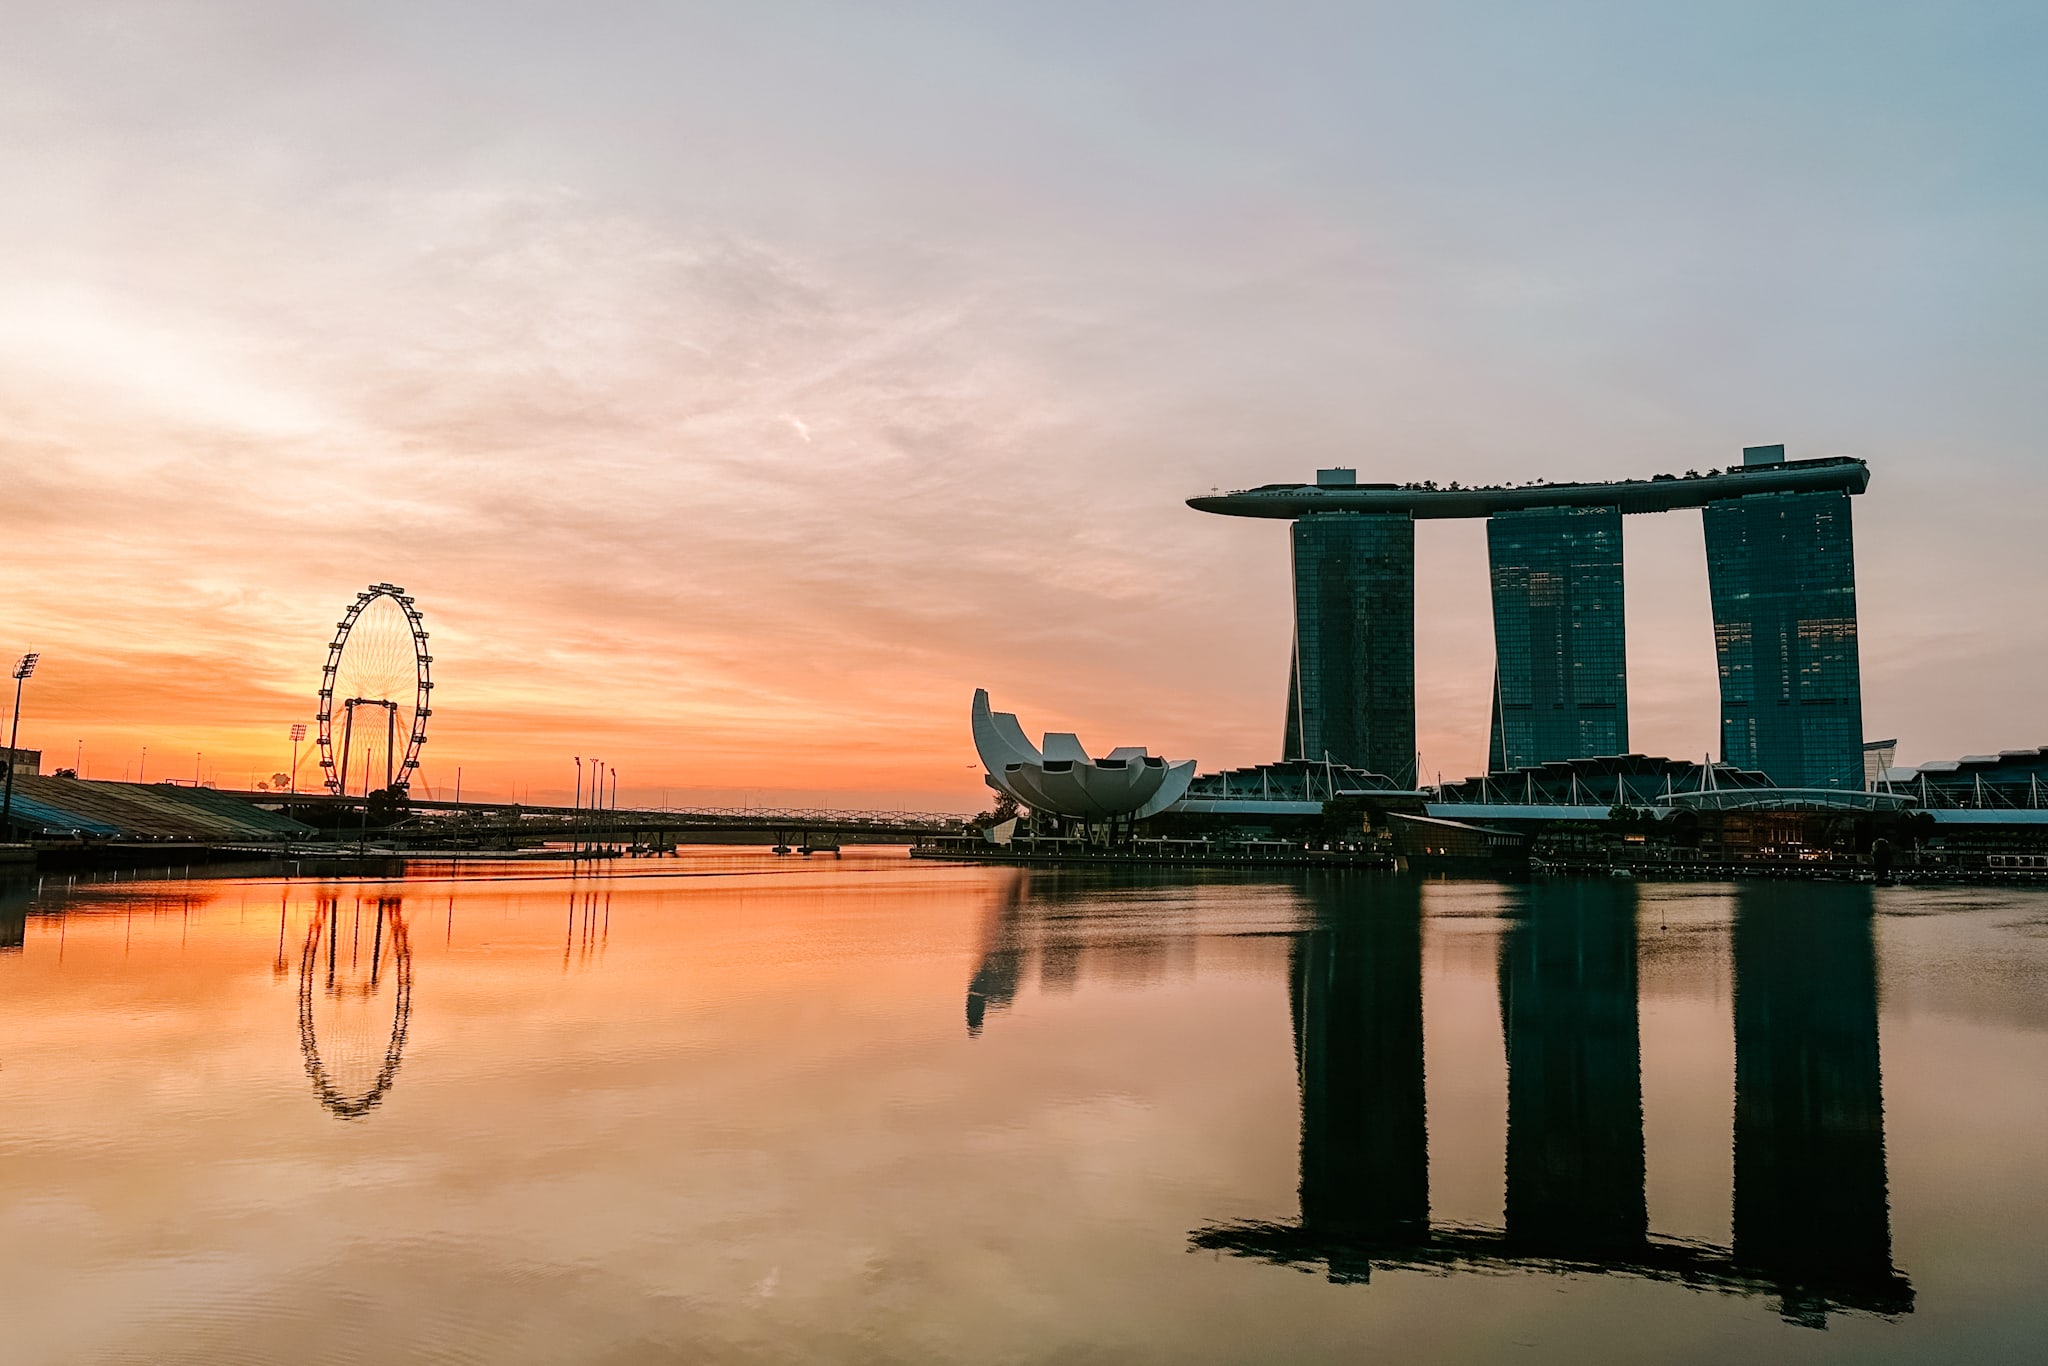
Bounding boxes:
[317,583,434,795]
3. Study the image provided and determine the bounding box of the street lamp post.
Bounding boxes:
[289,723,306,795]
[2,653,41,840]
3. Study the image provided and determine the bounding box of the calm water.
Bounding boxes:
[3,851,2045,1364]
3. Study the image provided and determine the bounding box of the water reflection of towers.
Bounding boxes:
[1293,881,1428,1261]
[1197,879,1909,1323]
[1732,885,1902,1327]
[1499,881,1646,1258]
[297,893,413,1121]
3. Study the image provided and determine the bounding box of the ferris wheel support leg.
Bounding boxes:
[339,702,356,800]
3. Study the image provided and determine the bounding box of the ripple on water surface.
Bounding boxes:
[2,854,2046,1363]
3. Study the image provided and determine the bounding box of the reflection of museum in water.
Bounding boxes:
[970,877,1911,1327]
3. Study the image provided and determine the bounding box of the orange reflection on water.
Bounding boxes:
[2,859,2047,1363]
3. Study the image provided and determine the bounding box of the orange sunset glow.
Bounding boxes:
[3,5,2045,809]
[12,9,2048,1365]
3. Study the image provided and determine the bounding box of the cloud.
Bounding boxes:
[2,2,2045,802]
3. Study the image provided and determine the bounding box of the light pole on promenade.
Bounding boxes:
[573,755,583,856]
[289,723,306,794]
[3,653,41,841]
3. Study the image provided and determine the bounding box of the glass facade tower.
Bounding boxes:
[1487,505,1628,770]
[1198,447,1869,788]
[1704,481,1864,790]
[1287,512,1416,782]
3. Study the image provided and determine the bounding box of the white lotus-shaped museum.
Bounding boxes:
[972,689,1197,820]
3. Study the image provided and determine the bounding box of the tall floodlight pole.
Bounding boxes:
[289,723,306,794]
[2,653,42,840]
[139,745,147,783]
[573,756,583,856]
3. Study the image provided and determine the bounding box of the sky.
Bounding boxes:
[1,1,2043,810]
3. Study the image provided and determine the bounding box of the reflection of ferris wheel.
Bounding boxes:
[317,583,433,795]
[298,896,413,1121]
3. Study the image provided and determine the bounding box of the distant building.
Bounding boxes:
[1862,740,1898,791]
[0,747,40,778]
[1176,758,1413,813]
[1879,747,2048,808]
[1191,446,1871,789]
[1434,754,1777,809]
[1487,504,1627,770]
[1704,446,1866,790]
[970,690,1196,822]
[1286,507,1417,782]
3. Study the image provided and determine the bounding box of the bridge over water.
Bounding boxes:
[228,789,971,847]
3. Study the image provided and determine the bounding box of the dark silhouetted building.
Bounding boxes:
[1286,505,1416,782]
[1487,505,1628,770]
[1704,446,1866,790]
[1190,449,1870,782]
